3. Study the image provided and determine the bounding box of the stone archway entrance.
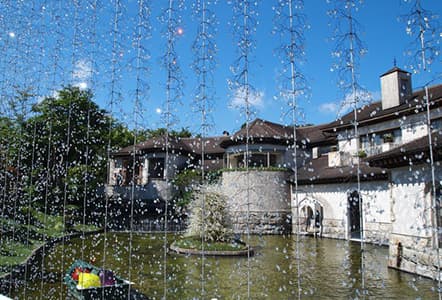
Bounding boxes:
[300,200,323,236]
[348,191,362,239]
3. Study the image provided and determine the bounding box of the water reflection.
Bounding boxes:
[11,233,438,299]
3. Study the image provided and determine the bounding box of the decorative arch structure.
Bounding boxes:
[299,197,324,235]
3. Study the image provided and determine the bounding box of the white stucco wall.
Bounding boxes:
[381,71,402,110]
[401,121,428,143]
[390,164,442,238]
[388,164,442,279]
[338,137,358,155]
[293,181,391,244]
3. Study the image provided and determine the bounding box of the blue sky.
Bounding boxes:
[3,0,441,136]
[143,0,441,136]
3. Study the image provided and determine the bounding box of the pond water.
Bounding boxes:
[10,233,439,299]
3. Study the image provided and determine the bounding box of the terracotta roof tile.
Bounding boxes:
[323,84,442,132]
[220,118,336,147]
[295,155,388,184]
[113,135,229,156]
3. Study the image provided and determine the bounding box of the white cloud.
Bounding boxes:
[229,87,264,109]
[338,89,373,115]
[78,82,88,89]
[73,59,92,89]
[36,90,60,104]
[319,102,338,114]
[319,90,374,116]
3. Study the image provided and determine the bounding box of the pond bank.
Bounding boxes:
[7,233,440,299]
[0,229,103,296]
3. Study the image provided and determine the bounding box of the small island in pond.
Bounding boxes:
[170,187,253,256]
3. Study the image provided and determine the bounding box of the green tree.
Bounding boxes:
[139,127,192,139]
[28,86,132,213]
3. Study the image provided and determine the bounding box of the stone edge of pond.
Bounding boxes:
[0,229,104,285]
[170,242,254,257]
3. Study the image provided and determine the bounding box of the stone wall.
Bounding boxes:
[388,233,441,280]
[321,218,346,239]
[230,211,292,234]
[105,179,176,202]
[365,222,391,245]
[221,170,291,234]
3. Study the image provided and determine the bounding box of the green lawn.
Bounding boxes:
[0,208,101,272]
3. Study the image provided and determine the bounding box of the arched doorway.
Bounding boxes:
[348,191,362,239]
[302,205,314,232]
[300,201,324,236]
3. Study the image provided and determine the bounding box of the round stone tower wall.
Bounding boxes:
[221,170,291,234]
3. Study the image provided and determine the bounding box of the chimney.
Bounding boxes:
[380,67,412,110]
[222,130,229,136]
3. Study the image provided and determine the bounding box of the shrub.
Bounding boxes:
[185,187,232,242]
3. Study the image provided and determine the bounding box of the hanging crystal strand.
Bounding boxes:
[59,1,83,298]
[230,1,259,298]
[0,5,14,292]
[103,0,122,285]
[39,1,65,298]
[23,119,37,299]
[425,81,441,298]
[401,0,441,297]
[0,0,12,236]
[22,2,49,296]
[0,140,10,247]
[80,0,98,264]
[192,0,217,296]
[8,93,33,297]
[273,0,307,297]
[4,0,35,296]
[39,107,53,300]
[158,0,185,297]
[328,0,368,297]
[127,1,151,298]
[0,0,18,247]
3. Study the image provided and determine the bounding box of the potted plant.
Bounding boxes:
[382,133,394,143]
[357,150,367,158]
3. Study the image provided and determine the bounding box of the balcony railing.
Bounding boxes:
[362,142,401,157]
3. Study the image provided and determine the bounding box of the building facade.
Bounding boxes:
[108,67,442,278]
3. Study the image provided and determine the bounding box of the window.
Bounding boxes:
[148,157,165,179]
[360,129,402,156]
[381,129,402,144]
[360,133,382,155]
[437,185,442,248]
[432,118,442,131]
[234,152,279,168]
[249,153,267,168]
[115,158,123,168]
